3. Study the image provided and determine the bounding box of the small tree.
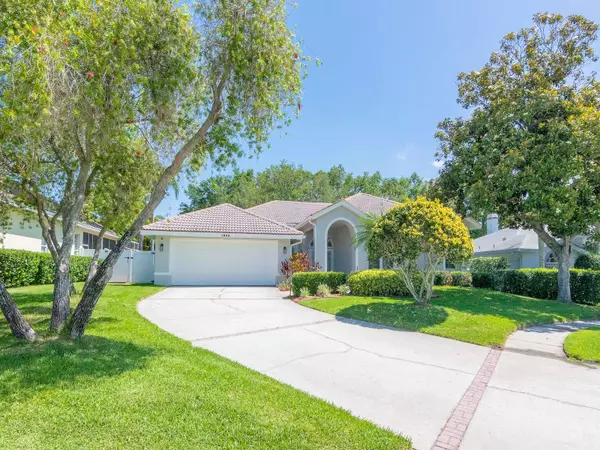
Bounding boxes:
[364,198,473,305]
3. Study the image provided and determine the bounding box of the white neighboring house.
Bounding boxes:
[472,214,587,269]
[0,207,120,255]
[142,193,482,286]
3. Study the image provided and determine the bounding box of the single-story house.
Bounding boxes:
[142,193,481,286]
[0,207,121,255]
[472,215,587,269]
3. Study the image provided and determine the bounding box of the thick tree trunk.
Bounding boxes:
[69,91,224,339]
[50,255,72,332]
[0,280,37,342]
[556,241,572,303]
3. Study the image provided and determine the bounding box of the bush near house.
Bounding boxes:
[471,268,600,305]
[451,271,472,287]
[347,269,410,297]
[292,272,347,296]
[467,256,509,272]
[434,271,453,286]
[574,254,600,270]
[0,249,94,288]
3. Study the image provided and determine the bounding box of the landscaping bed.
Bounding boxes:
[0,284,410,449]
[564,326,600,363]
[301,287,600,347]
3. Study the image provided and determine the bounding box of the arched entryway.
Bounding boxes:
[324,219,357,273]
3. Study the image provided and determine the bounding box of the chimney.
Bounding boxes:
[486,214,499,234]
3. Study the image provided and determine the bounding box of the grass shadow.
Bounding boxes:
[336,300,449,331]
[0,335,156,400]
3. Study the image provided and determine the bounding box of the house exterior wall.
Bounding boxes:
[153,236,172,285]
[275,239,292,284]
[312,206,368,273]
[0,209,114,255]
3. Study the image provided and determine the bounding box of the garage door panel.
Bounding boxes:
[170,238,278,286]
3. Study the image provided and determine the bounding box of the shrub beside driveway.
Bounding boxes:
[0,284,410,450]
[301,287,600,347]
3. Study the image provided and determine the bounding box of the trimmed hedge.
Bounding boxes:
[0,249,94,288]
[468,256,509,273]
[471,268,600,305]
[434,271,472,287]
[292,272,347,296]
[574,254,600,270]
[347,269,409,297]
[434,271,453,286]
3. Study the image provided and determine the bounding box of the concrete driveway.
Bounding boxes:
[138,287,600,450]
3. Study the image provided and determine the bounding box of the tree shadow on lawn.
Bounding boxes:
[434,287,600,327]
[0,335,156,401]
[335,301,449,331]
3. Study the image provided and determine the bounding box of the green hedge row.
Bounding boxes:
[0,249,94,288]
[472,268,600,305]
[434,271,472,287]
[292,272,347,296]
[467,256,509,272]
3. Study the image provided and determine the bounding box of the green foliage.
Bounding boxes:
[468,257,509,272]
[435,13,600,301]
[347,270,409,297]
[0,249,93,288]
[364,198,473,304]
[434,271,472,287]
[316,283,332,298]
[181,162,428,211]
[472,268,600,305]
[292,272,347,297]
[337,284,351,295]
[434,271,453,286]
[299,287,311,298]
[574,254,600,270]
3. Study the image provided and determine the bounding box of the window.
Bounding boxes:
[545,252,559,269]
[368,258,382,269]
[445,259,457,270]
[82,232,99,250]
[103,238,116,250]
[41,238,47,253]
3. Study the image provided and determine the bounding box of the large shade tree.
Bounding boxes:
[434,13,600,303]
[0,0,306,340]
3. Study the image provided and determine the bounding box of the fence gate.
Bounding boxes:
[110,250,155,283]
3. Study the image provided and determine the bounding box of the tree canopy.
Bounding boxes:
[180,161,428,212]
[434,13,600,302]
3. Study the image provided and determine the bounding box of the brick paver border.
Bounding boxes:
[431,348,502,450]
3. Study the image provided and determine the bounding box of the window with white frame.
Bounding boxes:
[545,252,559,269]
[103,238,116,250]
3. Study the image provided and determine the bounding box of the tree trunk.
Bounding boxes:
[50,255,72,332]
[69,90,224,339]
[556,240,572,303]
[0,280,37,342]
[83,227,106,295]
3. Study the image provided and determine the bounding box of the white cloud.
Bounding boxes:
[396,151,408,161]
[432,160,444,168]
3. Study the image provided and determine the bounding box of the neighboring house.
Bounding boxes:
[472,214,587,269]
[0,207,120,256]
[142,193,481,286]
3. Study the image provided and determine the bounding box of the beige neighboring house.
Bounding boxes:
[142,193,481,286]
[0,207,119,256]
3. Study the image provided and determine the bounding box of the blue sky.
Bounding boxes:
[156,0,600,217]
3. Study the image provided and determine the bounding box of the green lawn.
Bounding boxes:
[564,326,600,363]
[0,284,409,449]
[302,287,600,347]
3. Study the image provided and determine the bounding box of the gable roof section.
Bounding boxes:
[143,203,303,236]
[344,193,398,214]
[246,200,331,227]
[473,228,539,254]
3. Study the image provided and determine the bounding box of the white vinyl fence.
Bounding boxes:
[81,249,155,284]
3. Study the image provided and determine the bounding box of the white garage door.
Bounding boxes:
[170,238,278,286]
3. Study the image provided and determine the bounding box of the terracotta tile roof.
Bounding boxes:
[344,193,398,214]
[143,203,303,236]
[247,200,331,226]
